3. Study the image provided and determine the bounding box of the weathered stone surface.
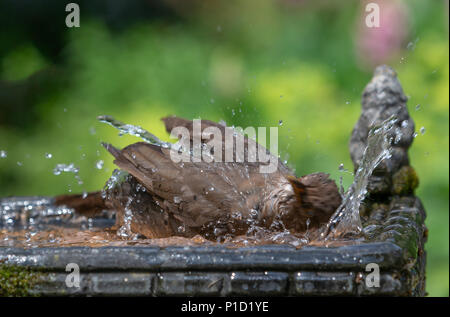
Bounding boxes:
[30,272,153,296]
[356,272,408,296]
[30,273,88,296]
[0,242,405,272]
[229,272,289,295]
[155,272,227,296]
[89,273,152,296]
[293,272,354,296]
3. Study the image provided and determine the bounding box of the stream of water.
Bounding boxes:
[321,116,397,239]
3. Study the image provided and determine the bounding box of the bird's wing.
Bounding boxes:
[103,142,258,227]
[161,116,293,175]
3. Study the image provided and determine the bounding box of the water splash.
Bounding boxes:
[98,115,171,148]
[0,197,75,231]
[53,163,83,185]
[322,117,397,239]
[101,169,129,199]
[117,197,135,239]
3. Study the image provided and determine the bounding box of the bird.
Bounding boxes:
[55,116,342,241]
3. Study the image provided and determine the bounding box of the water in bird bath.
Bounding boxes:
[0,116,399,248]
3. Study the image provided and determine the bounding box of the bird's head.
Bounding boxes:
[285,173,342,230]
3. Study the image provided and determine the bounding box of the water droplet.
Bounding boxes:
[420,127,426,135]
[17,161,23,166]
[278,120,283,126]
[96,160,104,170]
[45,153,52,159]
[0,150,7,158]
[345,100,350,105]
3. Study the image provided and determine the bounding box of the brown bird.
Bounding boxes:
[55,116,342,240]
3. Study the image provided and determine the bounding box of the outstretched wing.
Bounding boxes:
[102,116,294,229]
[161,116,293,175]
[102,142,265,228]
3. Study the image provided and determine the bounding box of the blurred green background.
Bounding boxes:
[0,0,448,296]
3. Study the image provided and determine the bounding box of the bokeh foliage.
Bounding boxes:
[0,0,448,296]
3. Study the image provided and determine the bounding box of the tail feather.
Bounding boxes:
[101,142,122,160]
[101,142,162,195]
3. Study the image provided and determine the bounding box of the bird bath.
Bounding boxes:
[0,66,427,296]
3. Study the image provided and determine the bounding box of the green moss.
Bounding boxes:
[0,264,41,296]
[392,166,420,196]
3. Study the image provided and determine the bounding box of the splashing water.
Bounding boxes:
[101,169,129,199]
[0,113,404,248]
[117,197,135,239]
[98,115,171,148]
[53,163,83,185]
[0,197,75,231]
[322,117,397,239]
